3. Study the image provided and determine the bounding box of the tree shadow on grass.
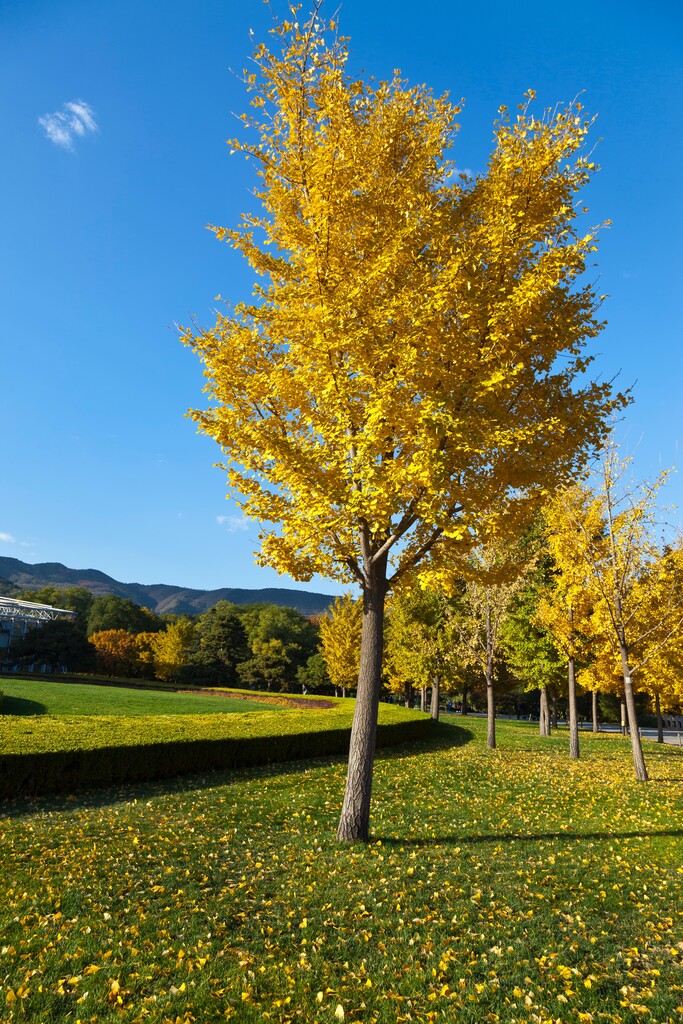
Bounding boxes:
[1,720,474,820]
[378,722,474,761]
[373,828,683,847]
[0,696,47,716]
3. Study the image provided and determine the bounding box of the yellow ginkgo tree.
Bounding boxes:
[319,593,362,697]
[538,487,600,760]
[545,442,683,780]
[183,8,624,840]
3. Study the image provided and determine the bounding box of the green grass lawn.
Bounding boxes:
[0,678,270,716]
[1,716,681,1023]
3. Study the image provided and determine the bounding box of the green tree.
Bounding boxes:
[183,11,624,839]
[385,587,463,720]
[192,602,250,686]
[19,586,94,623]
[86,595,162,637]
[501,525,565,736]
[11,618,93,673]
[296,652,330,693]
[238,604,318,691]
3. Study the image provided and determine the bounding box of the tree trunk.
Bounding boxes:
[551,690,558,730]
[592,690,599,733]
[337,562,387,842]
[620,699,627,736]
[618,645,648,781]
[420,686,427,713]
[431,676,439,722]
[539,686,550,737]
[486,671,496,749]
[568,655,579,760]
[461,684,468,716]
[655,692,663,744]
[342,686,347,698]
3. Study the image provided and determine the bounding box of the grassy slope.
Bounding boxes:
[1,716,681,1023]
[0,698,421,757]
[0,678,271,717]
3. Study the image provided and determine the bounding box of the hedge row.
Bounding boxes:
[0,702,432,799]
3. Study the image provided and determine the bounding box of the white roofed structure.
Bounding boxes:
[0,596,76,659]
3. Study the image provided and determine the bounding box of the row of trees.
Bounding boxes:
[304,443,681,793]
[323,441,682,786]
[7,591,324,691]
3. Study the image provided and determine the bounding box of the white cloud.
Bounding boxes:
[216,515,249,533]
[39,99,98,150]
[0,532,15,543]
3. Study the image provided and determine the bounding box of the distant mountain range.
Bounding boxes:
[0,556,335,616]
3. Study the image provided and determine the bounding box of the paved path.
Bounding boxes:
[444,711,683,747]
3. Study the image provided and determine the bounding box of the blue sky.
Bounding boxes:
[1,0,681,595]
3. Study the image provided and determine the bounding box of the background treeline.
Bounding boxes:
[5,588,325,693]
[6,443,682,750]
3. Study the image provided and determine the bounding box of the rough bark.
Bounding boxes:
[539,686,550,737]
[618,649,648,781]
[592,690,599,733]
[337,562,387,842]
[430,676,440,722]
[486,672,496,749]
[420,686,427,713]
[655,692,663,744]
[568,655,579,760]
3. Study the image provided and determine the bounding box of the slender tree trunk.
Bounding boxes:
[337,561,387,842]
[461,684,468,715]
[655,692,663,743]
[618,643,648,781]
[551,690,558,730]
[620,700,627,736]
[539,686,550,737]
[342,686,347,698]
[568,655,579,759]
[592,690,599,733]
[420,686,427,713]
[431,675,439,722]
[486,671,496,749]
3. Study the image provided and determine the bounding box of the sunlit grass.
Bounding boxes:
[0,678,270,717]
[1,717,681,1023]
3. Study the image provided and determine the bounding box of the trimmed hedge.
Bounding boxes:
[0,701,431,799]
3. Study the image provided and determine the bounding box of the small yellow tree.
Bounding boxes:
[184,10,624,839]
[538,486,600,759]
[454,543,530,749]
[151,621,196,683]
[545,444,683,780]
[319,594,362,696]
